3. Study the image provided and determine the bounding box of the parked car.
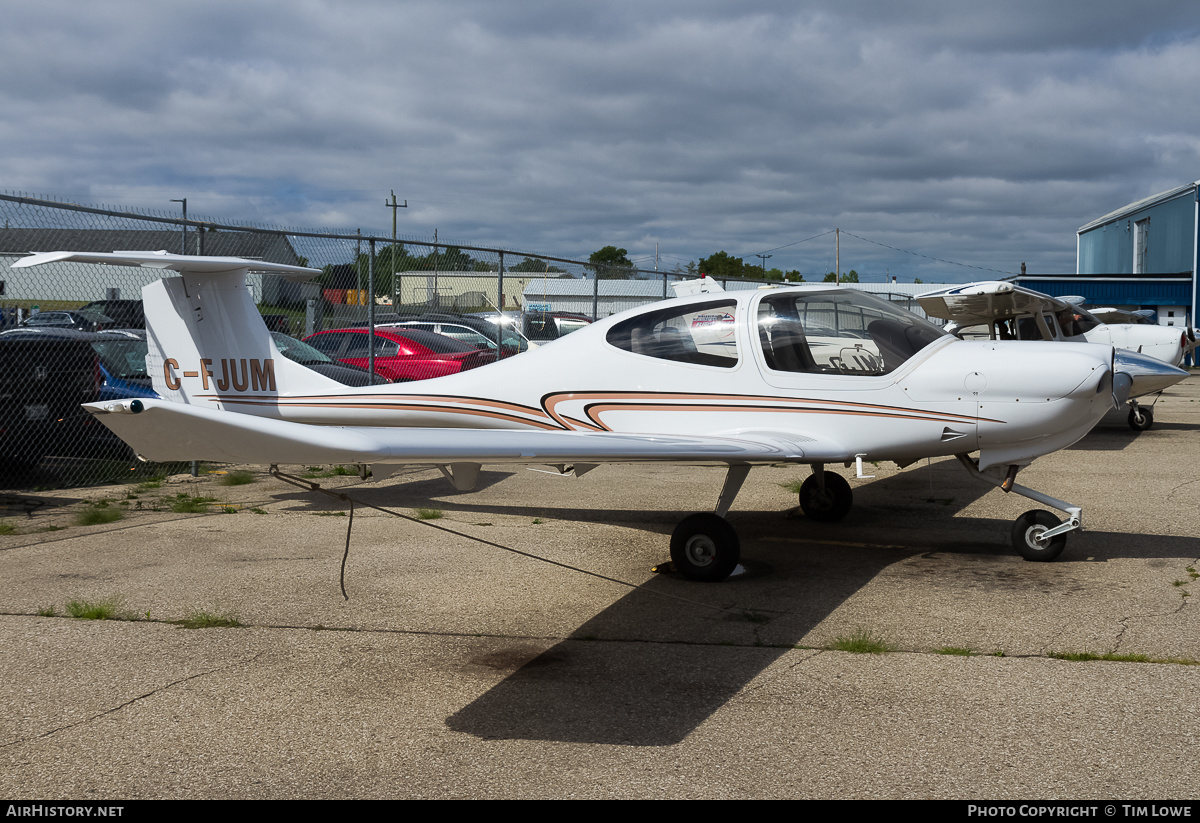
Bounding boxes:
[470,310,591,348]
[302,327,497,382]
[79,299,145,329]
[91,330,157,401]
[393,312,529,357]
[87,330,383,399]
[0,328,105,468]
[268,332,382,386]
[20,309,115,333]
[381,320,522,358]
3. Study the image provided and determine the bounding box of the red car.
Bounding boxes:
[302,327,497,382]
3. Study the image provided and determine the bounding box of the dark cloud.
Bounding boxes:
[3,1,1200,281]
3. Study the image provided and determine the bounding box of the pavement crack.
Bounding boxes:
[4,653,264,748]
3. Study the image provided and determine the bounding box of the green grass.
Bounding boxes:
[0,521,15,535]
[415,508,443,520]
[168,493,217,513]
[37,605,57,617]
[66,597,126,620]
[217,470,256,486]
[829,628,894,654]
[76,503,124,526]
[303,465,360,478]
[1047,650,1200,665]
[936,646,975,656]
[174,609,242,629]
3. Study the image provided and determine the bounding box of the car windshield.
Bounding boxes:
[271,333,335,364]
[91,338,148,379]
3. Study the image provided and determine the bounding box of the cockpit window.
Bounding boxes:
[606,299,739,368]
[758,290,946,376]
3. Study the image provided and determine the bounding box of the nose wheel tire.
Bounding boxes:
[1128,405,1153,431]
[670,513,741,582]
[1011,509,1067,561]
[798,473,853,522]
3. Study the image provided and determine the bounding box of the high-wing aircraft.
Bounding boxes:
[12,251,1159,580]
[917,281,1192,431]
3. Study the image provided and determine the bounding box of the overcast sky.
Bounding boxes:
[3,0,1200,282]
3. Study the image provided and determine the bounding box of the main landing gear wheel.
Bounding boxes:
[798,473,853,522]
[1128,405,1153,431]
[1011,509,1067,562]
[670,513,741,582]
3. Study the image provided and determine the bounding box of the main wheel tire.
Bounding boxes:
[670,513,741,582]
[798,472,853,522]
[1128,406,1153,431]
[1011,509,1067,561]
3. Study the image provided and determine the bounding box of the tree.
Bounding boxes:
[511,256,567,273]
[589,246,634,279]
[822,269,859,283]
[697,251,746,279]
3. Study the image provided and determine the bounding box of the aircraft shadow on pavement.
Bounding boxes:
[440,513,1195,747]
[431,464,1117,747]
[282,458,1180,747]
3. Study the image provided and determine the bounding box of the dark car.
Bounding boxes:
[85,330,384,399]
[0,328,104,468]
[269,333,383,386]
[91,330,158,401]
[20,309,115,333]
[79,299,146,329]
[401,312,528,357]
[303,327,497,382]
[469,310,591,348]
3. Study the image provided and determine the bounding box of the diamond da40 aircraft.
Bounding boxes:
[917,280,1192,431]
[14,251,1166,581]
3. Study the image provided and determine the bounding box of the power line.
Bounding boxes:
[838,230,1016,276]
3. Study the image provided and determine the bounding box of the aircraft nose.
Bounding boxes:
[1113,349,1189,399]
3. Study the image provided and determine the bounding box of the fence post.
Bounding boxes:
[368,239,376,383]
[498,250,504,315]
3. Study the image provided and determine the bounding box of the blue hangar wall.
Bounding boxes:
[1019,182,1197,330]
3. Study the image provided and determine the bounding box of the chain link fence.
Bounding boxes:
[0,192,936,489]
[0,192,782,488]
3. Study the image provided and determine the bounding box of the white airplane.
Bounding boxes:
[12,251,1165,580]
[917,281,1192,431]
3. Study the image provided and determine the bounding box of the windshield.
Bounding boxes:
[757,290,946,375]
[91,339,148,379]
[271,332,334,364]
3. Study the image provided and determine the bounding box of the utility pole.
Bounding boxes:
[756,253,772,279]
[836,228,840,284]
[385,190,407,305]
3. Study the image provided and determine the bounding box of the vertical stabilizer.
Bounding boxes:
[143,269,344,411]
[10,251,344,415]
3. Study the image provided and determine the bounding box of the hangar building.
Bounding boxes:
[1019,182,1198,332]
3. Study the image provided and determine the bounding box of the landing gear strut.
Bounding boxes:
[956,454,1081,562]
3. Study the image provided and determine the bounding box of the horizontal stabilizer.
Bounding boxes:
[12,250,320,283]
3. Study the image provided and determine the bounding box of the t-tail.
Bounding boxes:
[12,250,342,414]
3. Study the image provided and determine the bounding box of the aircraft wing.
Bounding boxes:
[84,399,849,467]
[917,281,1073,325]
